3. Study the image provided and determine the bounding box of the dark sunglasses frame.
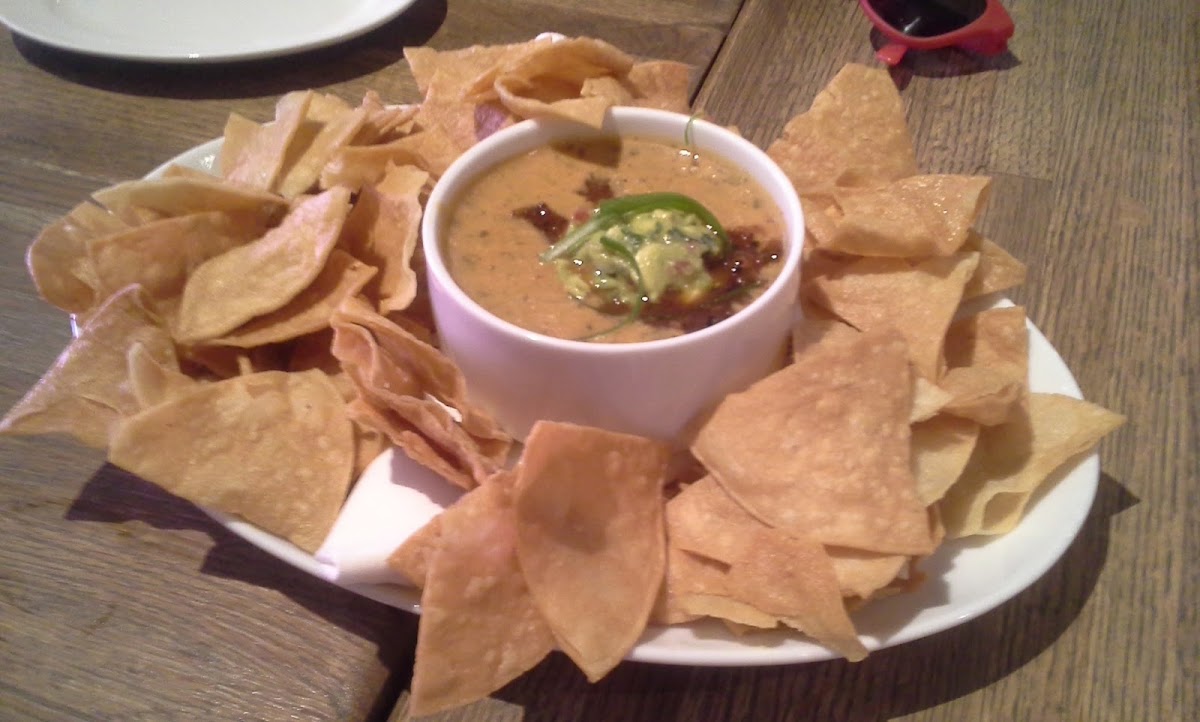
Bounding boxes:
[857,0,1015,66]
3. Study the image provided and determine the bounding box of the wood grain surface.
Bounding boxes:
[0,0,1194,720]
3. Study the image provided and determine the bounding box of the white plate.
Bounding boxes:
[148,139,1099,667]
[0,0,417,62]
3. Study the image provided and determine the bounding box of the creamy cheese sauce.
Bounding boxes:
[442,136,784,343]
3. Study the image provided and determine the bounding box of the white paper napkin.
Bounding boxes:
[314,447,463,586]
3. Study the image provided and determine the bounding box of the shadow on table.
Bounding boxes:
[67,463,419,722]
[485,472,1137,722]
[9,0,447,100]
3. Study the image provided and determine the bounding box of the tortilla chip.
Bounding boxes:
[792,314,862,360]
[405,43,521,97]
[276,105,368,198]
[826,547,910,601]
[26,200,128,313]
[0,286,173,448]
[345,397,474,490]
[940,393,1125,537]
[352,91,418,145]
[386,513,444,588]
[321,127,459,188]
[939,305,1029,425]
[91,176,286,226]
[107,369,354,552]
[218,113,260,178]
[676,590,779,630]
[962,231,1028,300]
[626,60,693,113]
[209,249,376,348]
[664,476,868,658]
[409,478,555,717]
[332,297,510,460]
[223,91,314,192]
[767,64,917,197]
[804,252,980,379]
[126,341,197,410]
[513,421,670,681]
[88,210,270,304]
[173,186,352,343]
[911,413,981,505]
[912,375,953,422]
[728,528,868,660]
[692,328,934,555]
[651,545,731,625]
[819,175,992,257]
[338,164,427,314]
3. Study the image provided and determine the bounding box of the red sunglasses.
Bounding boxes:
[857,0,1015,66]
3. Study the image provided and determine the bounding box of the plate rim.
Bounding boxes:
[0,0,418,63]
[145,137,1101,667]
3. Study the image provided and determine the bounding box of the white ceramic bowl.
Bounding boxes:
[421,107,804,445]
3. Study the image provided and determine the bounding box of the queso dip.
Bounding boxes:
[442,135,784,343]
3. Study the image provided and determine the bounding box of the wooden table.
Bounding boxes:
[0,1,1192,720]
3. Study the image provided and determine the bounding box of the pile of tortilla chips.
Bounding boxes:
[0,37,1123,718]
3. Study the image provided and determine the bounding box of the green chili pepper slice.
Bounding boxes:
[540,192,730,263]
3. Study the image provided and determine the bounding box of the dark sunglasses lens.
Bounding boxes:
[867,0,987,37]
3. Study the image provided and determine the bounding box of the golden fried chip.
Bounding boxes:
[911,413,981,505]
[514,421,670,681]
[675,590,778,630]
[219,113,260,178]
[792,315,861,360]
[625,60,693,113]
[387,513,443,588]
[665,476,868,658]
[276,103,368,198]
[650,545,731,625]
[335,317,493,489]
[767,64,917,197]
[0,286,173,449]
[91,176,286,226]
[940,393,1124,537]
[126,341,197,410]
[332,297,511,462]
[911,375,953,422]
[728,528,868,660]
[436,37,634,128]
[805,252,980,379]
[88,210,270,304]
[338,163,427,313]
[405,43,520,97]
[26,200,128,313]
[352,91,418,144]
[350,420,391,479]
[173,186,352,343]
[962,231,1028,299]
[693,328,934,555]
[820,175,992,257]
[345,397,474,490]
[209,250,376,348]
[939,305,1029,425]
[409,478,555,718]
[321,127,459,189]
[223,90,314,192]
[826,547,910,602]
[107,369,354,553]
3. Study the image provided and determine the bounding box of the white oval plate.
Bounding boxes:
[0,0,417,63]
[150,139,1099,667]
